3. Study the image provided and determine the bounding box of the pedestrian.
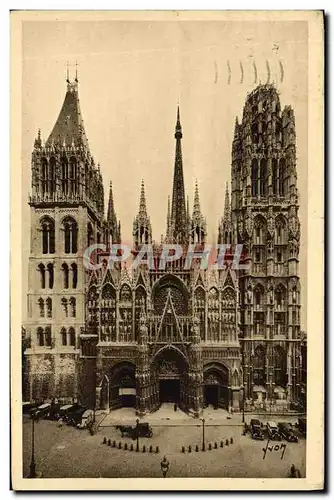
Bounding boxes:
[174,403,177,412]
[58,417,63,429]
[290,464,301,478]
[160,455,170,478]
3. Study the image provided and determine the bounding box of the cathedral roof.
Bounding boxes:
[46,79,89,149]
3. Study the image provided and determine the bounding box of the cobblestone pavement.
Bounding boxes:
[23,415,306,478]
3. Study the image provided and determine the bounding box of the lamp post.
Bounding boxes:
[28,416,37,478]
[136,418,140,452]
[202,418,205,451]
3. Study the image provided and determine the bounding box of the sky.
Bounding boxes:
[21,18,308,329]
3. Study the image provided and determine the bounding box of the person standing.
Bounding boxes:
[160,455,170,478]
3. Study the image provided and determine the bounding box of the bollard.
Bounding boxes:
[124,443,128,450]
[182,446,185,453]
[208,443,212,450]
[156,446,159,453]
[188,445,192,453]
[214,442,218,449]
[118,442,122,449]
[225,439,229,446]
[113,440,116,448]
[220,440,224,448]
[142,445,146,453]
[107,438,111,446]
[103,437,107,444]
[149,445,153,453]
[195,445,199,452]
[130,443,134,451]
[230,437,233,445]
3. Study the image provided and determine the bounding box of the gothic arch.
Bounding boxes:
[153,344,189,367]
[40,216,55,254]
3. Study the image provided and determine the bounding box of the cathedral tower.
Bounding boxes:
[232,84,301,409]
[24,73,105,402]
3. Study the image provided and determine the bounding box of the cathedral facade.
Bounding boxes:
[23,75,304,416]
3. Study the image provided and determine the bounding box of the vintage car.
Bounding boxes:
[77,409,94,429]
[298,417,307,436]
[57,404,75,421]
[30,403,51,419]
[266,421,282,441]
[250,419,264,440]
[46,403,62,420]
[23,402,39,415]
[67,406,87,426]
[277,422,298,442]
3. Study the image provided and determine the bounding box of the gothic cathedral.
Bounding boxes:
[23,75,304,416]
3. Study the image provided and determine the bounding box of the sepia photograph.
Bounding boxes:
[10,10,324,491]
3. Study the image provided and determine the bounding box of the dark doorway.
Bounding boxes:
[120,393,136,408]
[204,385,219,408]
[159,379,180,403]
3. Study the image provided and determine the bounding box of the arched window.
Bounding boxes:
[62,263,69,289]
[275,285,286,309]
[71,263,78,289]
[253,216,266,245]
[41,158,48,197]
[253,285,264,307]
[69,297,76,317]
[49,157,56,197]
[44,326,52,347]
[37,327,44,347]
[260,159,267,196]
[69,327,76,346]
[274,346,286,386]
[253,345,265,385]
[63,217,78,254]
[38,298,44,317]
[47,263,54,289]
[272,158,278,195]
[41,217,55,254]
[46,297,52,318]
[61,327,67,346]
[275,216,287,245]
[251,159,258,196]
[38,264,46,289]
[61,298,68,317]
[61,158,68,195]
[279,158,285,196]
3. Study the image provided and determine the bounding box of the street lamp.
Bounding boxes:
[136,418,140,452]
[202,418,205,451]
[28,415,37,478]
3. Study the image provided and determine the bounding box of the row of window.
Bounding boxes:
[251,158,289,197]
[38,297,76,318]
[38,263,77,289]
[36,326,76,347]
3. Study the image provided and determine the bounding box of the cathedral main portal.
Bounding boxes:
[153,346,187,408]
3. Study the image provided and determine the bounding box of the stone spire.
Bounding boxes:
[219,182,232,245]
[165,195,171,242]
[107,181,121,245]
[190,181,206,244]
[170,106,188,244]
[133,180,152,247]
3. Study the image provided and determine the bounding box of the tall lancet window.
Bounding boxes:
[63,217,78,254]
[41,158,48,197]
[41,217,55,254]
[260,159,267,196]
[251,159,258,196]
[61,158,68,196]
[49,157,56,197]
[69,157,78,196]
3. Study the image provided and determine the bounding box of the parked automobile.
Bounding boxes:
[57,404,75,421]
[67,406,87,426]
[46,403,62,420]
[277,422,299,442]
[30,403,51,419]
[77,409,94,429]
[298,417,307,437]
[266,421,282,441]
[250,419,264,440]
[22,402,39,415]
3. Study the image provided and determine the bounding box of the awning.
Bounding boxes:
[119,388,136,396]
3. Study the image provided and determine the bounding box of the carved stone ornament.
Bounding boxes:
[158,360,180,375]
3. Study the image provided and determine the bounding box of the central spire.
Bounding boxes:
[170,106,187,244]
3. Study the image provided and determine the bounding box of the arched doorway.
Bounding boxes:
[152,346,188,406]
[109,362,136,410]
[203,363,229,410]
